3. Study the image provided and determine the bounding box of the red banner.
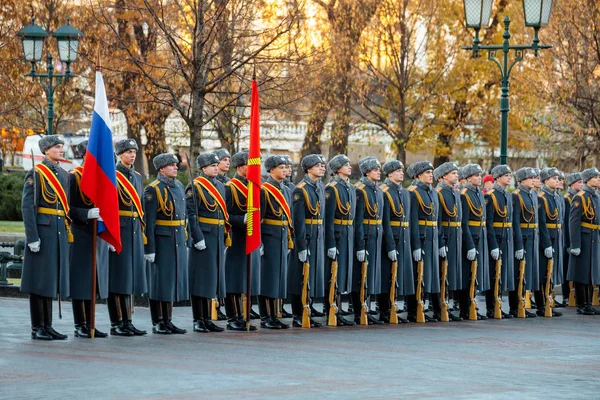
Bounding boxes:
[246,80,261,254]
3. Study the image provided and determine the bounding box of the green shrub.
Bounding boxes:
[0,173,25,221]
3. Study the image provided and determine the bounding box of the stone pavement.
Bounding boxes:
[1,297,599,400]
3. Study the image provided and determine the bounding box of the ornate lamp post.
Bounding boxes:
[462,0,553,164]
[17,18,83,136]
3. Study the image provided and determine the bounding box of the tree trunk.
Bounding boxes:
[297,97,330,180]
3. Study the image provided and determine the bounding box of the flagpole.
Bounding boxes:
[90,219,98,338]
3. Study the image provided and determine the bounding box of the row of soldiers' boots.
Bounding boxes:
[573,284,600,316]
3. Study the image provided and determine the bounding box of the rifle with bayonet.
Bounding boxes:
[359,239,369,325]
[468,257,478,321]
[439,257,449,322]
[327,249,338,326]
[415,252,425,323]
[390,258,399,324]
[493,256,502,319]
[517,257,526,318]
[544,256,554,317]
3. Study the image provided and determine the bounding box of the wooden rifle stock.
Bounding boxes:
[328,259,338,326]
[525,290,532,308]
[301,260,311,328]
[469,259,478,321]
[390,261,399,324]
[440,259,449,322]
[517,259,526,318]
[493,258,502,319]
[416,259,425,323]
[544,258,554,317]
[359,258,368,325]
[568,281,576,307]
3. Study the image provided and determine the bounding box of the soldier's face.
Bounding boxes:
[572,180,583,191]
[338,162,352,177]
[45,144,64,162]
[418,170,433,185]
[588,176,600,188]
[497,174,511,187]
[443,170,459,185]
[219,157,230,173]
[285,165,292,177]
[161,163,178,178]
[270,164,287,181]
[468,173,482,187]
[389,169,404,183]
[533,177,542,188]
[521,177,535,189]
[308,163,326,178]
[119,149,137,167]
[545,176,559,189]
[203,163,219,178]
[237,165,248,177]
[366,167,381,182]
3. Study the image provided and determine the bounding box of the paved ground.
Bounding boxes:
[1,297,599,400]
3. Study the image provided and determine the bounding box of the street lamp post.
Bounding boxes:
[462,0,553,165]
[17,18,83,136]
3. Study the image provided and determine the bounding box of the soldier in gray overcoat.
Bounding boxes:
[186,152,229,333]
[144,154,189,334]
[484,165,516,319]
[106,139,148,336]
[508,167,540,318]
[459,164,490,320]
[68,140,110,338]
[259,155,293,329]
[433,162,462,321]
[561,173,583,306]
[406,161,441,323]
[323,155,356,326]
[21,135,71,340]
[379,160,414,323]
[214,148,231,184]
[534,168,564,317]
[352,157,384,325]
[568,168,600,315]
[223,151,260,331]
[288,154,327,328]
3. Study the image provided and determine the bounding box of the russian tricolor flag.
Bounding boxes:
[81,71,121,253]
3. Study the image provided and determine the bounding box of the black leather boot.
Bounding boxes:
[111,321,134,336]
[74,324,91,338]
[120,295,146,335]
[43,298,67,340]
[163,301,186,334]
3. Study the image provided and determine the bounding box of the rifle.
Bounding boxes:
[359,235,369,325]
[568,281,576,307]
[390,259,399,324]
[301,256,311,328]
[493,258,503,319]
[468,258,478,321]
[415,257,425,323]
[517,258,526,318]
[525,290,532,308]
[544,257,554,317]
[327,252,338,326]
[439,258,449,322]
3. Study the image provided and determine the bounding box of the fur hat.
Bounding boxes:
[514,167,537,183]
[358,156,381,175]
[264,155,287,172]
[196,152,221,169]
[462,163,483,180]
[39,135,64,154]
[382,160,404,176]
[301,154,325,172]
[491,164,512,179]
[540,167,560,182]
[566,172,582,186]
[231,151,249,169]
[327,154,351,175]
[115,139,138,155]
[214,148,231,161]
[411,161,434,179]
[76,140,88,156]
[153,153,179,170]
[433,162,458,181]
[581,168,600,183]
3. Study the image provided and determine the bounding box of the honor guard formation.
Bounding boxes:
[20,135,600,339]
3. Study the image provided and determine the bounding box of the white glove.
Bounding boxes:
[108,245,116,252]
[439,246,447,258]
[244,214,248,224]
[327,247,337,259]
[298,249,308,262]
[412,249,422,262]
[356,250,366,262]
[28,240,41,253]
[570,248,581,256]
[544,247,553,259]
[467,248,477,261]
[144,253,155,263]
[388,250,398,262]
[87,208,100,219]
[515,249,524,260]
[194,240,206,251]
[260,244,264,256]
[491,248,500,260]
